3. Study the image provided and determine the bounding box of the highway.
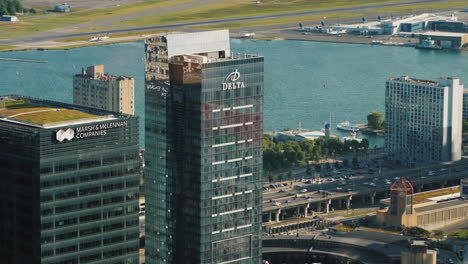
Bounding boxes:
[0,0,455,46]
[262,159,468,212]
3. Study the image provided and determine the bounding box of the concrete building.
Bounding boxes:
[0,95,140,264]
[73,65,135,115]
[316,13,457,35]
[377,179,468,230]
[385,76,463,167]
[401,240,437,264]
[427,20,468,33]
[1,15,19,22]
[144,30,263,264]
[418,32,468,49]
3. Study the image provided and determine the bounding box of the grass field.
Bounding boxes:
[0,103,97,124]
[363,0,468,13]
[0,45,17,51]
[120,0,422,26]
[0,0,197,39]
[192,12,363,30]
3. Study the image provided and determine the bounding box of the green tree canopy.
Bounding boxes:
[367,112,384,130]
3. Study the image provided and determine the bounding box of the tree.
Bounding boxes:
[6,1,15,15]
[268,173,274,183]
[352,156,358,168]
[403,227,431,238]
[432,230,445,240]
[343,159,349,167]
[315,164,321,171]
[287,170,293,180]
[367,112,384,130]
[278,174,283,182]
[0,2,7,16]
[13,0,23,13]
[29,8,36,14]
[306,164,312,176]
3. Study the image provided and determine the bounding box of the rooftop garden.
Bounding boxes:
[0,99,97,125]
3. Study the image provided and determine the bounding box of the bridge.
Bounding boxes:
[262,159,468,225]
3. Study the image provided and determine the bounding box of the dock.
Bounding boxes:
[0,58,48,63]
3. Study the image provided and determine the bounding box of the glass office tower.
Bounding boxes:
[145,30,263,264]
[0,95,140,264]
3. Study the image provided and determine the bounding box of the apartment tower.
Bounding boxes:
[385,76,463,166]
[73,65,135,115]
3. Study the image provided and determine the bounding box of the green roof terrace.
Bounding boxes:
[0,96,118,128]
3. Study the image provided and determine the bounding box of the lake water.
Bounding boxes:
[1,40,467,147]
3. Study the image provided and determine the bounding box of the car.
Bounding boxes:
[273,202,281,206]
[369,183,376,187]
[269,185,276,188]
[393,177,400,180]
[278,189,285,193]
[300,189,308,193]
[347,188,352,192]
[363,182,369,185]
[385,181,391,185]
[336,187,343,192]
[288,192,296,196]
[295,194,303,198]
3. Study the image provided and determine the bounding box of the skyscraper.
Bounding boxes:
[385,76,463,166]
[0,95,140,264]
[73,65,135,115]
[144,30,264,264]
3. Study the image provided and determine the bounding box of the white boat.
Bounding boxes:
[336,121,359,132]
[416,37,442,50]
[89,36,99,42]
[343,131,363,143]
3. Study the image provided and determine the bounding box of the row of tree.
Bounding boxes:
[263,134,369,172]
[0,0,23,16]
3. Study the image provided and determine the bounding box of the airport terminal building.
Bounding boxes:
[0,95,140,264]
[145,30,264,264]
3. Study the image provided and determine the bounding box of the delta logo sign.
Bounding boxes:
[222,69,245,90]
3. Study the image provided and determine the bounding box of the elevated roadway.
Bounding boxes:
[262,159,468,223]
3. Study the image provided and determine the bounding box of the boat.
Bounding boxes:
[336,121,359,132]
[343,131,363,143]
[415,37,442,50]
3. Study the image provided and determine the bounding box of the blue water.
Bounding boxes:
[1,40,467,147]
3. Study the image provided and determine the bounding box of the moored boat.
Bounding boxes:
[337,121,359,132]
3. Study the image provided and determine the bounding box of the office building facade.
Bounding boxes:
[145,30,263,264]
[0,95,140,264]
[385,76,463,166]
[73,65,135,115]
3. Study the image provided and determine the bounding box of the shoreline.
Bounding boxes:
[1,30,467,53]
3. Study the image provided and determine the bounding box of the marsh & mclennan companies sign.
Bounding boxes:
[56,121,128,142]
[222,69,245,90]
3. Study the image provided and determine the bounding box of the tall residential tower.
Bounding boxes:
[73,65,135,115]
[144,30,263,264]
[385,76,463,166]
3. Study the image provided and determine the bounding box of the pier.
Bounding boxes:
[0,58,48,63]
